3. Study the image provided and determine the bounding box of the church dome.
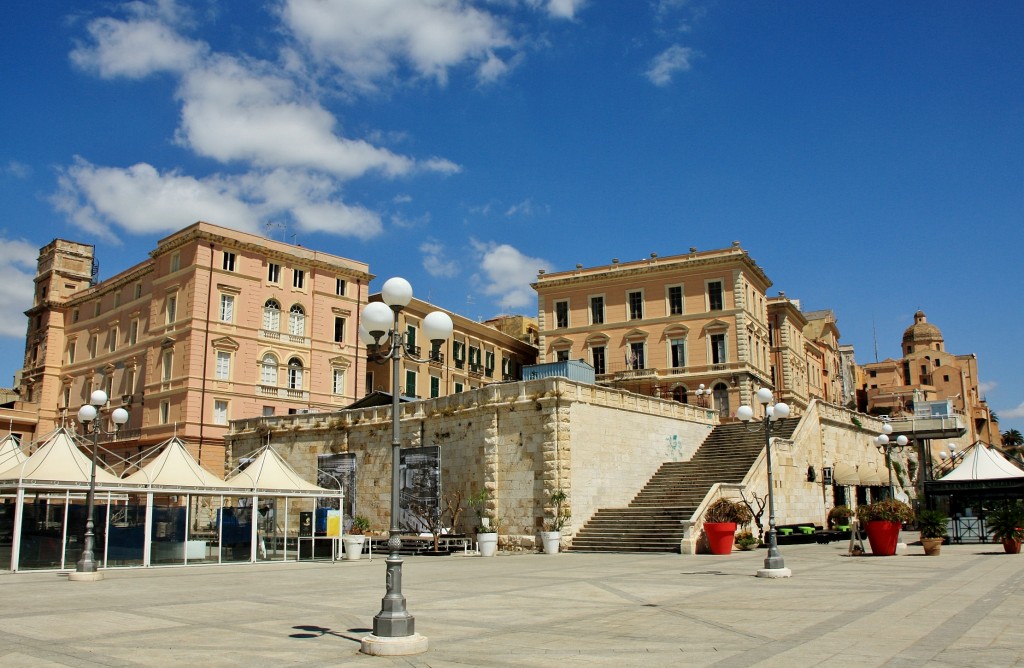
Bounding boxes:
[902,310,943,345]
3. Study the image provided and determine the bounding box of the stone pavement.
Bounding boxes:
[1,535,1022,667]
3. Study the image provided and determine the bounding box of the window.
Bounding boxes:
[67,341,76,364]
[469,345,481,371]
[219,294,234,322]
[708,281,724,311]
[332,368,346,395]
[668,286,683,315]
[289,304,305,336]
[129,319,139,345]
[94,302,101,317]
[430,375,440,398]
[72,309,80,323]
[406,324,417,352]
[452,341,465,368]
[485,351,495,375]
[109,326,118,353]
[334,316,346,343]
[170,252,180,272]
[114,291,121,307]
[134,283,142,299]
[261,354,278,386]
[287,358,303,389]
[365,371,374,395]
[670,338,686,368]
[263,299,281,331]
[454,381,464,393]
[591,346,606,375]
[628,291,643,320]
[62,387,71,408]
[628,342,645,369]
[267,262,281,283]
[89,334,97,359]
[555,300,569,328]
[159,400,170,424]
[262,406,275,417]
[222,251,236,271]
[944,374,950,382]
[405,370,417,397]
[216,351,231,380]
[556,349,570,362]
[292,268,305,289]
[125,369,136,396]
[590,296,604,325]
[166,294,177,324]
[711,333,727,364]
[162,350,173,381]
[336,278,346,296]
[869,370,877,378]
[213,400,229,425]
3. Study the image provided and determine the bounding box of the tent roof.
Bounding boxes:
[226,445,333,494]
[939,443,1024,481]
[122,437,234,489]
[0,434,26,471]
[0,428,121,486]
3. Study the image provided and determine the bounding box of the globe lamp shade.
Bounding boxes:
[78,404,98,423]
[361,302,394,339]
[773,402,790,419]
[881,422,893,435]
[90,389,108,406]
[737,405,754,422]
[111,407,130,425]
[877,434,890,446]
[422,311,454,343]
[755,387,773,405]
[358,324,376,346]
[381,277,413,308]
[896,435,909,446]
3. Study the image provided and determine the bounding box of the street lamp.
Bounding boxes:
[359,277,453,657]
[69,389,128,582]
[874,421,911,498]
[738,387,791,578]
[695,383,710,408]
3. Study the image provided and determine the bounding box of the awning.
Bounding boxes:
[833,463,859,486]
[859,467,885,486]
[832,463,887,486]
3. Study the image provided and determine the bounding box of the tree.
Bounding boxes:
[1003,429,1024,447]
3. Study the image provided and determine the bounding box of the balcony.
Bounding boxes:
[454,359,465,370]
[261,329,281,340]
[429,352,445,367]
[257,385,309,401]
[614,367,657,380]
[286,334,307,345]
[469,363,484,377]
[96,428,141,443]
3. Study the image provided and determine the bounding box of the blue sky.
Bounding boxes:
[1,1,1022,433]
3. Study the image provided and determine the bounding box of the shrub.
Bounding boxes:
[857,499,914,525]
[349,515,371,535]
[916,509,949,539]
[827,505,853,527]
[704,498,753,524]
[735,530,758,549]
[986,501,1024,542]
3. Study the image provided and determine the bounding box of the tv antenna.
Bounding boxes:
[264,221,286,242]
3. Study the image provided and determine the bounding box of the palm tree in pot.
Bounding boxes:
[986,501,1024,554]
[916,509,949,556]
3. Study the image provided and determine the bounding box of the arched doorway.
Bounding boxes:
[713,382,729,416]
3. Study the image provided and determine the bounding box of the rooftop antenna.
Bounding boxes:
[872,317,879,363]
[264,221,286,242]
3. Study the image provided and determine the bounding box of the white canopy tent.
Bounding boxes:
[938,443,1024,481]
[0,431,339,572]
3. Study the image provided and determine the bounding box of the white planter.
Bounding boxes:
[477,532,498,557]
[540,531,561,554]
[342,534,366,560]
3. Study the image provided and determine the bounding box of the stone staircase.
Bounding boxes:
[568,418,799,553]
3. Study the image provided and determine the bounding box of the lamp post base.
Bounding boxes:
[756,567,792,579]
[68,571,104,582]
[360,633,428,656]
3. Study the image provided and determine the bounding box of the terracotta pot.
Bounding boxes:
[921,537,943,556]
[704,522,737,555]
[1002,538,1021,554]
[866,520,901,556]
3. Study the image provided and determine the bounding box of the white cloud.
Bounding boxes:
[0,237,40,337]
[4,161,32,179]
[420,241,459,278]
[544,0,587,20]
[52,159,382,241]
[645,44,695,86]
[471,239,550,310]
[281,0,514,89]
[70,15,204,78]
[979,380,998,395]
[1001,401,1024,420]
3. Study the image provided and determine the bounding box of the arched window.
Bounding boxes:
[260,353,278,386]
[713,382,730,416]
[672,386,688,403]
[287,357,303,389]
[289,304,305,336]
[263,299,281,332]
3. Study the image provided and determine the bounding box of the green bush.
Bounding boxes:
[986,501,1024,542]
[916,509,949,539]
[857,499,914,525]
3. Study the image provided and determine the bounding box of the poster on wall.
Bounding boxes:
[399,446,441,532]
[317,453,356,526]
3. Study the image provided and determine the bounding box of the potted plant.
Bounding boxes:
[986,501,1024,554]
[735,530,758,551]
[342,515,370,561]
[540,489,570,554]
[917,509,949,556]
[827,505,854,531]
[703,498,753,555]
[469,489,499,557]
[857,499,914,556]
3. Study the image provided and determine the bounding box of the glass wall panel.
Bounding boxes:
[186,495,221,564]
[0,499,16,570]
[106,495,146,567]
[150,496,187,565]
[219,499,253,563]
[19,493,68,570]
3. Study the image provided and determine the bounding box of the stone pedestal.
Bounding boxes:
[360,633,428,656]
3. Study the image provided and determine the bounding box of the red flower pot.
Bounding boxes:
[1002,538,1021,554]
[866,520,902,556]
[704,522,737,555]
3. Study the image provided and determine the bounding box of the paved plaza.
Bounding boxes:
[1,535,1022,667]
